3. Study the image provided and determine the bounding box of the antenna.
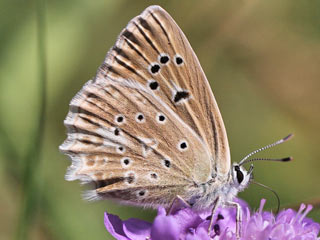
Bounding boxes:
[239,134,293,166]
[240,157,292,166]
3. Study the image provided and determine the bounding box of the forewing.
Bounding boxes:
[96,5,230,175]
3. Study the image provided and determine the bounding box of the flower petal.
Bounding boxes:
[104,212,129,240]
[151,214,180,240]
[172,208,203,233]
[123,218,152,240]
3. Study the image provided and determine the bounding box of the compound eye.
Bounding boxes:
[235,165,244,184]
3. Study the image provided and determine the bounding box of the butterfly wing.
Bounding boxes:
[98,5,231,176]
[60,5,230,208]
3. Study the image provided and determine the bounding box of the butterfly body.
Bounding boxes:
[180,164,250,211]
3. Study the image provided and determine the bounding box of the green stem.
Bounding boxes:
[15,0,47,239]
[0,125,21,182]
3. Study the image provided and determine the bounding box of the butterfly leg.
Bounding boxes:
[208,197,220,235]
[225,201,242,239]
[167,195,191,215]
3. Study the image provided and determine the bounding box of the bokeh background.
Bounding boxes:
[1,0,320,239]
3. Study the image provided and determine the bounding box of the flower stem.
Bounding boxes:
[15,0,47,239]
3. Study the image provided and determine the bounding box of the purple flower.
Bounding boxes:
[104,199,320,240]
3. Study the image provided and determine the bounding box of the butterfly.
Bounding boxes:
[60,5,292,238]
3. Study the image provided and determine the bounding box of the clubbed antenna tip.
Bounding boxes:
[283,133,294,142]
[282,157,293,162]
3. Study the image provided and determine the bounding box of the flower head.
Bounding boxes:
[104,199,320,240]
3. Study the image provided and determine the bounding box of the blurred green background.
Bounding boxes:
[1,0,320,239]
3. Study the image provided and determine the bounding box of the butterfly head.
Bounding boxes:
[231,163,253,191]
[230,134,293,194]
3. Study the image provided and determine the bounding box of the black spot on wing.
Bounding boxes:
[175,56,183,65]
[150,63,160,74]
[164,159,171,168]
[126,175,135,184]
[160,55,169,64]
[174,91,189,103]
[114,128,120,136]
[138,190,146,196]
[180,142,187,149]
[149,81,159,90]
